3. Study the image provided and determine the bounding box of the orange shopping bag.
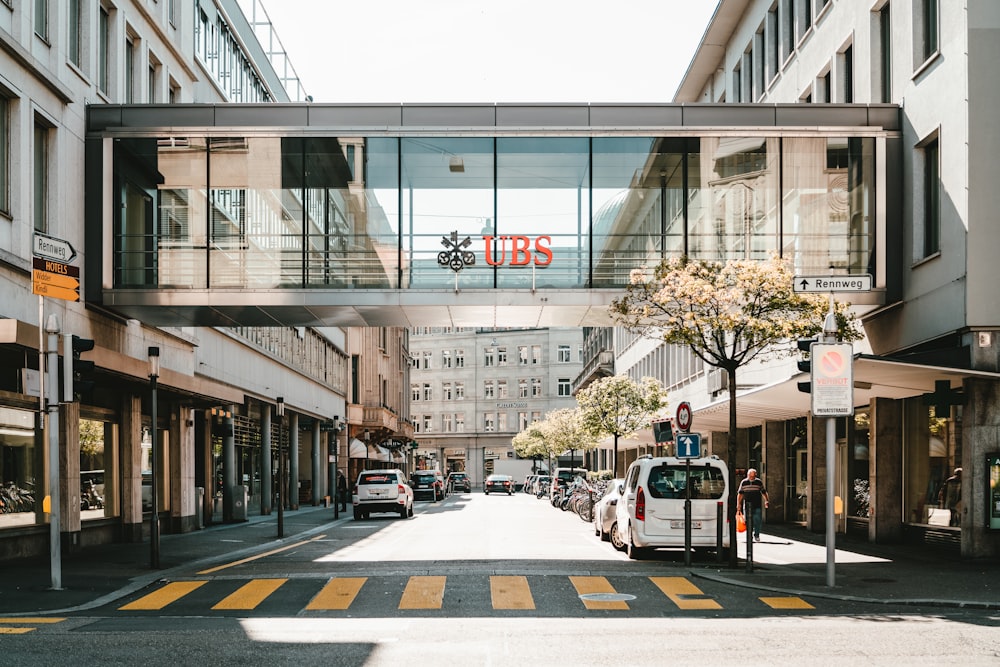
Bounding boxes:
[736,513,746,533]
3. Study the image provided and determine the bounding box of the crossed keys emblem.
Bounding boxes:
[438,231,476,273]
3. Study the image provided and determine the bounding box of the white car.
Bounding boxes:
[614,455,730,559]
[593,478,626,549]
[352,469,414,520]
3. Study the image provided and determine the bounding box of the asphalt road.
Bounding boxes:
[6,492,1000,665]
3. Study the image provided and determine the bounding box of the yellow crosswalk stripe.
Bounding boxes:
[0,617,65,623]
[760,596,815,609]
[212,578,288,610]
[0,627,35,634]
[569,576,630,610]
[119,581,208,611]
[649,576,722,610]
[399,575,446,610]
[305,577,367,610]
[490,575,535,610]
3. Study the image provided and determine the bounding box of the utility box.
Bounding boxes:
[230,484,249,522]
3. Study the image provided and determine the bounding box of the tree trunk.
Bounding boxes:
[727,366,739,568]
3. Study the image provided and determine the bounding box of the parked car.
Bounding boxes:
[352,469,414,520]
[447,472,471,493]
[550,467,588,500]
[593,478,626,549]
[614,455,730,559]
[411,469,446,501]
[532,475,551,496]
[484,474,514,495]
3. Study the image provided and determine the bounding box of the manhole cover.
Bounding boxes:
[578,593,637,602]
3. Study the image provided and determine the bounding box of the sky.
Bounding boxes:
[258,1,719,104]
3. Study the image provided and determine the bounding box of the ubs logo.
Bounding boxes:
[439,231,554,273]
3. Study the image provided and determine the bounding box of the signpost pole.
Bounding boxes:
[822,295,838,588]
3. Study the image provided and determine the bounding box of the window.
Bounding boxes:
[781,0,795,62]
[125,37,136,103]
[98,6,110,94]
[732,64,742,103]
[168,0,178,26]
[531,411,541,423]
[531,345,541,365]
[411,384,420,401]
[920,137,940,257]
[484,347,495,367]
[35,0,48,40]
[484,380,495,399]
[422,383,432,401]
[423,415,433,432]
[0,96,8,214]
[411,355,420,369]
[840,45,853,103]
[455,349,465,368]
[33,122,49,232]
[497,347,507,366]
[443,414,453,432]
[442,382,452,400]
[876,2,892,102]
[69,0,83,67]
[518,412,529,430]
[915,0,938,65]
[422,351,432,369]
[455,382,465,400]
[497,379,508,399]
[531,378,542,397]
[557,345,571,363]
[456,413,465,432]
[484,414,496,432]
[558,378,571,397]
[442,350,452,368]
[498,413,508,432]
[518,378,528,398]
[518,346,528,365]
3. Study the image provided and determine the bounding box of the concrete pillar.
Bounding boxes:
[59,400,82,550]
[312,419,322,505]
[289,413,299,509]
[222,407,235,521]
[168,405,196,533]
[764,420,786,522]
[260,405,272,515]
[963,377,1000,557]
[869,397,903,543]
[121,394,143,541]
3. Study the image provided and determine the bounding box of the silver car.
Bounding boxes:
[593,478,626,549]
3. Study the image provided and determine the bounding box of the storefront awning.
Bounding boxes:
[688,356,1000,433]
[349,438,367,458]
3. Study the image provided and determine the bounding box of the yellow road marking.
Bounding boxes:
[212,578,288,610]
[649,576,722,610]
[569,576,630,610]
[0,627,35,634]
[0,617,65,623]
[119,581,207,610]
[760,596,815,609]
[399,576,446,610]
[490,575,535,610]
[305,577,366,610]
[197,535,326,574]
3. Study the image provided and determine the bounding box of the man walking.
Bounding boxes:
[737,468,770,542]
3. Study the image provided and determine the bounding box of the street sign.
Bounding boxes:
[33,231,77,263]
[675,401,692,432]
[810,342,854,416]
[32,257,80,302]
[676,432,702,458]
[793,274,872,293]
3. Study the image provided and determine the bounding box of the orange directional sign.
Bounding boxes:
[32,257,80,301]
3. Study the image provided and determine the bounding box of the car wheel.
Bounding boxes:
[626,526,648,560]
[485,490,489,495]
[353,509,362,520]
[399,505,407,518]
[408,503,414,517]
[610,522,625,550]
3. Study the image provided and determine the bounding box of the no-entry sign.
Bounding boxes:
[810,343,854,417]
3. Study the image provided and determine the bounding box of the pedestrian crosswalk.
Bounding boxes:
[0,617,66,634]
[114,575,815,614]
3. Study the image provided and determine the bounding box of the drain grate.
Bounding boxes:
[578,593,637,602]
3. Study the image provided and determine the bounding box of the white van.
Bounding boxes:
[614,455,730,559]
[550,467,588,500]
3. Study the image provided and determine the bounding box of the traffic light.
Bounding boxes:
[66,334,95,401]
[796,337,815,394]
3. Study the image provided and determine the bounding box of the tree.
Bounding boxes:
[575,375,667,477]
[541,408,599,469]
[610,253,860,567]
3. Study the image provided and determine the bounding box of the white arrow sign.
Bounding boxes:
[676,433,702,459]
[33,232,77,263]
[793,274,872,293]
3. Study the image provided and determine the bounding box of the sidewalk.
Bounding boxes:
[693,522,1000,610]
[2,511,998,615]
[0,503,346,616]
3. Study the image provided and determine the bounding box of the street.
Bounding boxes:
[5,491,1000,665]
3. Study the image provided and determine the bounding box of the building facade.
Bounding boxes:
[616,0,1000,557]
[408,327,584,487]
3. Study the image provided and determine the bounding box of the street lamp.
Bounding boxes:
[276,397,285,538]
[147,346,160,569]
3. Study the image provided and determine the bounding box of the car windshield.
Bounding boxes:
[413,473,436,482]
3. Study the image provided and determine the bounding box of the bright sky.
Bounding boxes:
[259,0,719,104]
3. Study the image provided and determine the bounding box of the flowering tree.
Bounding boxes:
[610,253,859,566]
[575,375,667,477]
[512,408,599,471]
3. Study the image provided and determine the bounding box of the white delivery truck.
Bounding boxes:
[491,457,542,492]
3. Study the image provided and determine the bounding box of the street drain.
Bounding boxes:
[578,593,637,602]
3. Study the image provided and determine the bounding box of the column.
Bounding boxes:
[764,420,786,521]
[121,394,143,541]
[869,397,903,543]
[222,407,235,521]
[59,400,82,549]
[289,413,299,510]
[260,405,272,515]
[312,419,322,505]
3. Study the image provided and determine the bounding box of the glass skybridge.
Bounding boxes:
[85,103,899,327]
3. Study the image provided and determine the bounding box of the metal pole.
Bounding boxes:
[148,346,160,569]
[684,458,692,567]
[45,315,62,589]
[276,398,284,538]
[823,294,838,587]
